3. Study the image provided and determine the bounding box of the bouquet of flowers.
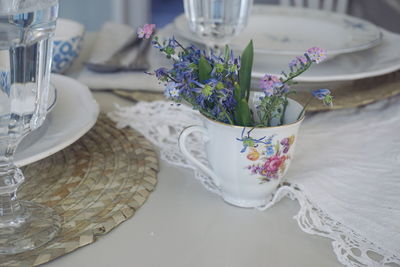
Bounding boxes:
[138,24,333,127]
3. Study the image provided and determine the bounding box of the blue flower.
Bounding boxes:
[265,145,274,156]
[312,89,331,100]
[147,33,245,123]
[312,89,333,106]
[164,82,181,100]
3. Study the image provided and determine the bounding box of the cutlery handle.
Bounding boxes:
[178,125,220,188]
[112,34,141,60]
[128,36,152,70]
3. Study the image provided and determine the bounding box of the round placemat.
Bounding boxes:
[113,71,400,112]
[0,114,159,266]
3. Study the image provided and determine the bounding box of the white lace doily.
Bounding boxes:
[109,98,400,267]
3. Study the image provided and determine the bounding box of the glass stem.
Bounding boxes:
[0,140,24,219]
[0,190,22,217]
[206,41,224,56]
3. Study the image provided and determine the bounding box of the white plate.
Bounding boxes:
[47,83,57,112]
[166,23,400,82]
[174,5,382,57]
[252,29,400,82]
[15,74,99,167]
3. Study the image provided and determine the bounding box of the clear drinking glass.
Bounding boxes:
[0,0,59,254]
[183,0,253,54]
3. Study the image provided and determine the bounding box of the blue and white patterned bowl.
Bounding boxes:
[52,18,85,74]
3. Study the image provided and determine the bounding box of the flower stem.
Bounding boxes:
[297,95,313,120]
[165,73,178,83]
[282,62,312,84]
[175,39,188,53]
[218,102,234,125]
[280,97,288,125]
[183,96,218,121]
[260,104,271,126]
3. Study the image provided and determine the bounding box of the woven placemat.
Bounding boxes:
[113,71,400,112]
[0,114,159,266]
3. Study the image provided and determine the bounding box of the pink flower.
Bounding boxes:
[137,24,156,39]
[263,155,286,172]
[259,74,282,96]
[306,47,327,64]
[297,56,308,64]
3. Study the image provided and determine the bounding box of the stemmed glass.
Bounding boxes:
[183,0,253,55]
[0,0,60,254]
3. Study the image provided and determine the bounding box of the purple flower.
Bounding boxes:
[312,89,333,106]
[259,74,282,96]
[154,67,168,79]
[280,138,290,153]
[289,59,298,68]
[306,47,327,64]
[221,94,236,111]
[297,56,308,65]
[280,138,289,146]
[137,24,156,39]
[168,36,179,48]
[289,56,308,69]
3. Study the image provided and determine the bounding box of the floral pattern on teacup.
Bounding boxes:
[237,129,295,183]
[236,128,275,153]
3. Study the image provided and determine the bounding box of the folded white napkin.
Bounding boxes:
[76,22,168,92]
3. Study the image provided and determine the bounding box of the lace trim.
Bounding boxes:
[262,184,400,267]
[109,101,400,267]
[110,102,222,195]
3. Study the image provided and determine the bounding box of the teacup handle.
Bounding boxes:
[178,125,220,188]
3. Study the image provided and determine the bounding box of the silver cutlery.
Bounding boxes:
[123,36,152,71]
[85,34,142,73]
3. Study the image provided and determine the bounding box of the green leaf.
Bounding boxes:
[233,82,241,103]
[239,40,254,102]
[224,44,230,62]
[198,56,212,83]
[234,99,252,126]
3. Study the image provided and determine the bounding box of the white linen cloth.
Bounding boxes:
[109,97,400,267]
[76,22,165,91]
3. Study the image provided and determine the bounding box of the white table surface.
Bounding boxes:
[39,26,345,266]
[41,90,341,267]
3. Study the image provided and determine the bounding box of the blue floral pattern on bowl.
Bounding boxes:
[52,36,83,73]
[0,70,10,95]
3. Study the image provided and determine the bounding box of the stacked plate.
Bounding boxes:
[16,74,99,167]
[173,5,400,84]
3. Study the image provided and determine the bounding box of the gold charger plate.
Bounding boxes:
[113,71,400,112]
[292,71,400,111]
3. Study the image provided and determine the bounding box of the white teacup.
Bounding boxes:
[179,98,304,208]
